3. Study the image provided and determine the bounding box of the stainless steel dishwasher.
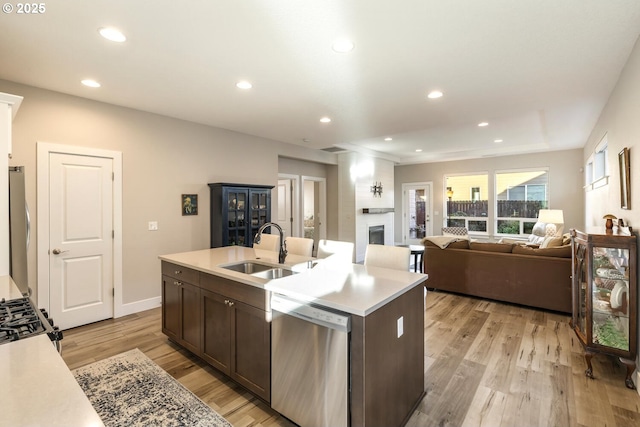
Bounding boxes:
[271,293,351,427]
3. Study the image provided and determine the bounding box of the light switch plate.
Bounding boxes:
[148,221,158,231]
[397,316,404,338]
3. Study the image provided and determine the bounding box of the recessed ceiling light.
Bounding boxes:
[320,117,331,123]
[427,90,443,99]
[494,139,503,143]
[81,79,101,88]
[478,122,489,127]
[415,149,423,152]
[384,137,393,141]
[236,81,252,89]
[98,27,126,43]
[332,39,355,53]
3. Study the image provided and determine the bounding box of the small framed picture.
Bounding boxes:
[182,194,198,216]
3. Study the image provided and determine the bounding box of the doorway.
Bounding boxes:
[301,176,326,253]
[37,142,123,330]
[402,182,433,244]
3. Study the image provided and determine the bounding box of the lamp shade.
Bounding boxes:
[538,209,564,236]
[538,209,564,224]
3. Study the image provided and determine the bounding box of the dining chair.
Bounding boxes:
[284,236,314,257]
[253,233,280,252]
[316,239,354,263]
[364,244,411,271]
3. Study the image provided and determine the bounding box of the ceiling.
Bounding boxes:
[2,1,640,164]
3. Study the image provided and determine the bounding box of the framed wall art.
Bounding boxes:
[182,194,198,215]
[618,147,631,209]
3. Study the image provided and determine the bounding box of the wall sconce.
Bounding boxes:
[371,181,383,197]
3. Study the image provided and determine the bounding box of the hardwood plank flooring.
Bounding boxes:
[61,290,640,427]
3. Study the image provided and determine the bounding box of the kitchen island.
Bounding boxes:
[159,246,427,427]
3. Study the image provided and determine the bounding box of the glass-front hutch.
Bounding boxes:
[570,228,637,389]
[209,183,273,247]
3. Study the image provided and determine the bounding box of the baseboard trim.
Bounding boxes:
[115,296,161,318]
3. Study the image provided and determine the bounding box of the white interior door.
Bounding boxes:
[403,182,433,244]
[277,179,292,238]
[48,153,114,329]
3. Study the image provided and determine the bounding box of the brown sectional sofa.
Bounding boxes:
[422,238,572,313]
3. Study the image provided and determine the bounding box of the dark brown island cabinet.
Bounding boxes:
[161,262,271,401]
[209,183,273,248]
[570,228,637,389]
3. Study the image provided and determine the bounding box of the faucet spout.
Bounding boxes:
[254,222,287,264]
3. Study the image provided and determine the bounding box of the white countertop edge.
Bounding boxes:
[267,274,427,316]
[1,335,104,427]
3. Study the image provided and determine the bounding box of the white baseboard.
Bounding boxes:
[115,296,161,318]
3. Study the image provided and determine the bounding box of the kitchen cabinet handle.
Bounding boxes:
[174,270,182,275]
[173,281,183,286]
[224,299,230,305]
[228,301,235,307]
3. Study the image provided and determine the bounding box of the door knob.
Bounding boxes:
[52,248,68,255]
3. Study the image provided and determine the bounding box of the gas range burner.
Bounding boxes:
[0,297,61,349]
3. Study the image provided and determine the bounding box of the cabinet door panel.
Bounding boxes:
[202,290,231,374]
[162,275,181,341]
[232,301,271,401]
[181,283,201,354]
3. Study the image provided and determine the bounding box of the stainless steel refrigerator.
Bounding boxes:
[8,166,30,295]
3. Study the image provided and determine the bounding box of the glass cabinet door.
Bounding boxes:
[574,242,588,338]
[591,246,630,351]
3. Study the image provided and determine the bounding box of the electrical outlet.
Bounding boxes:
[397,316,404,338]
[148,221,158,231]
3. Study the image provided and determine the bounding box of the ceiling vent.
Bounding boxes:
[321,146,349,153]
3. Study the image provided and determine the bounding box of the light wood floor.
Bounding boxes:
[61,290,640,427]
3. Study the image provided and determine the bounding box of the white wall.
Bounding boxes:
[0,79,337,307]
[581,35,640,382]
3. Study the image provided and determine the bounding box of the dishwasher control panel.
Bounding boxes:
[271,294,351,332]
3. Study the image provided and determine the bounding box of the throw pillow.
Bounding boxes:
[540,236,563,248]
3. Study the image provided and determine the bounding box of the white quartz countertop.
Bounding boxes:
[0,275,26,300]
[159,247,428,316]
[0,335,104,427]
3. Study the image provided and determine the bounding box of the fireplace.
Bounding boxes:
[369,225,384,245]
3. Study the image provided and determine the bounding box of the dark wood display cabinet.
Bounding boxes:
[570,228,637,389]
[209,183,273,247]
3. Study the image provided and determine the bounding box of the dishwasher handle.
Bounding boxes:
[272,294,350,333]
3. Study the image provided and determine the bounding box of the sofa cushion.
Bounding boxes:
[469,242,515,253]
[512,244,571,258]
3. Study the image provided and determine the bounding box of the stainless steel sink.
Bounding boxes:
[221,261,298,280]
[222,262,273,275]
[251,267,297,280]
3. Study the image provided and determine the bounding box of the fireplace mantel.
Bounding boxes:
[362,208,394,214]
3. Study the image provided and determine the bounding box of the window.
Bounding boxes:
[586,134,609,190]
[496,169,549,235]
[444,174,488,233]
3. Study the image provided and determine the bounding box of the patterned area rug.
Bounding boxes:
[73,348,231,427]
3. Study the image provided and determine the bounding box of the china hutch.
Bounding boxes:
[209,183,273,248]
[570,228,637,389]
